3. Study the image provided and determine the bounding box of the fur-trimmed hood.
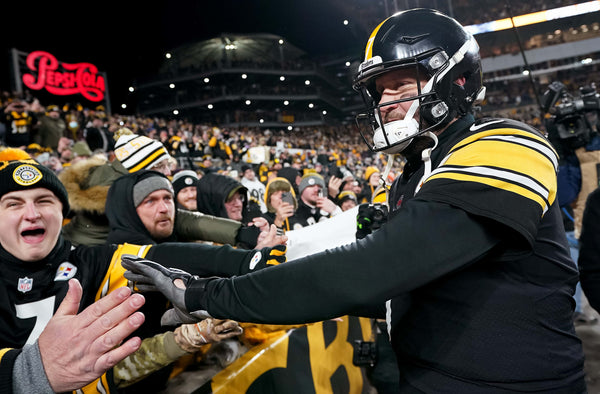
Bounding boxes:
[58,155,128,214]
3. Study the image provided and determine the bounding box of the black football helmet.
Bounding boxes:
[353,8,486,154]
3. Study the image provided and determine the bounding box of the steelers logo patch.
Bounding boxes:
[13,165,43,186]
[185,177,193,185]
[249,251,262,270]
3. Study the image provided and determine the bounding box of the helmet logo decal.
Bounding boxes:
[398,34,430,45]
[358,55,383,73]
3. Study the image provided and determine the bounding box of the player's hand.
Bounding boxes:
[122,255,213,326]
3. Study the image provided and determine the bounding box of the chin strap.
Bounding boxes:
[376,131,439,203]
[377,153,396,205]
[380,154,396,188]
[415,131,439,194]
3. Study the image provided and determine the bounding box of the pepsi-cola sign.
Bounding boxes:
[22,51,105,102]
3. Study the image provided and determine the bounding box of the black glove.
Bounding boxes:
[245,245,287,272]
[263,244,287,266]
[356,203,389,240]
[121,254,214,326]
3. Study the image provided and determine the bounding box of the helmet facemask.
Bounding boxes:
[355,53,453,155]
[353,9,485,155]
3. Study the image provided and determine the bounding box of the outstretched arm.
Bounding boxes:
[126,199,502,325]
[24,279,146,393]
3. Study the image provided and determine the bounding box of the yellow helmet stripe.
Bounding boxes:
[364,17,392,61]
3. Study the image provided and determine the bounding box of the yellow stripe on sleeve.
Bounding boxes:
[450,128,556,155]
[426,172,550,212]
[0,348,13,360]
[423,127,559,211]
[442,139,557,203]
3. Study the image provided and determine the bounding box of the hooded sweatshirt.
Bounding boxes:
[196,172,247,219]
[106,170,177,245]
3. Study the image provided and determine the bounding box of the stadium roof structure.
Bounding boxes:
[160,33,309,71]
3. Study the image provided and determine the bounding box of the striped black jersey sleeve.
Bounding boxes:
[417,118,559,247]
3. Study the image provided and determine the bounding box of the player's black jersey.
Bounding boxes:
[385,115,583,392]
[192,115,585,392]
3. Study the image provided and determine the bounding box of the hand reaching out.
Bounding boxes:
[256,224,288,249]
[174,319,244,352]
[38,279,145,393]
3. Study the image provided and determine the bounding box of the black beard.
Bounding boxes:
[400,135,436,163]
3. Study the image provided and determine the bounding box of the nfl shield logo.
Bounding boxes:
[18,277,33,293]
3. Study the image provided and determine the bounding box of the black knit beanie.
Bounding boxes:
[0,158,70,215]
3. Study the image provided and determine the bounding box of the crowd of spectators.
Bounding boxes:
[2,58,598,189]
[0,89,402,213]
[0,88,389,392]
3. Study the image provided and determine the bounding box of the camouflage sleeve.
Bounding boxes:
[112,331,188,388]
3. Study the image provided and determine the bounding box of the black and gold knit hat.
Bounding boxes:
[0,148,70,215]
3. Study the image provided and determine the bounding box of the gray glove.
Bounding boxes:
[121,254,213,325]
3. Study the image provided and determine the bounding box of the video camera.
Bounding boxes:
[542,81,600,153]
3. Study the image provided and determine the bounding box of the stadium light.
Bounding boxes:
[465,1,600,35]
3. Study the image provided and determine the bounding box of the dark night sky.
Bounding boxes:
[1,0,366,110]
